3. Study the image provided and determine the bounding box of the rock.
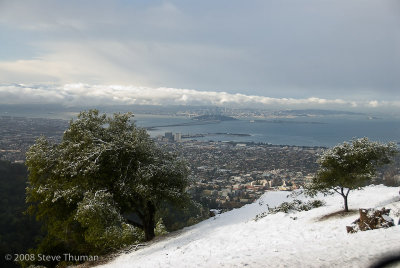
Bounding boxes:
[346,207,394,233]
[346,225,358,234]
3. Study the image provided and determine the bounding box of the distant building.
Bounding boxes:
[164,132,173,142]
[174,133,182,142]
[163,132,182,142]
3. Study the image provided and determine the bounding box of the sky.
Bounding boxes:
[0,0,399,111]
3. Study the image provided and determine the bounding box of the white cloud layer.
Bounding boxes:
[1,84,399,112]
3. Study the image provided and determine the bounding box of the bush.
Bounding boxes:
[254,199,325,221]
[154,219,168,236]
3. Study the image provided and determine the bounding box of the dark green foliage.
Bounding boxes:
[74,191,144,254]
[0,160,42,268]
[307,138,398,211]
[25,110,190,265]
[157,201,209,232]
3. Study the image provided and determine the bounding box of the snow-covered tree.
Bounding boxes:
[306,138,397,212]
[75,190,144,253]
[26,110,190,256]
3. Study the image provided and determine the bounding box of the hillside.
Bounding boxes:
[99,185,400,268]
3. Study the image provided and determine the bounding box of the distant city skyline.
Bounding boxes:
[0,1,399,111]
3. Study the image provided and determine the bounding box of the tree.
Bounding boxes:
[26,110,190,259]
[306,138,397,212]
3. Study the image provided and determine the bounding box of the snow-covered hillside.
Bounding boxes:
[99,185,400,268]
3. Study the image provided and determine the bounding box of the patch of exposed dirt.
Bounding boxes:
[317,209,358,222]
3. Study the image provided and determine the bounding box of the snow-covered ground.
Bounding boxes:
[99,185,400,268]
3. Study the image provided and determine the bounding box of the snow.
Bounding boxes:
[99,185,400,268]
[382,214,394,223]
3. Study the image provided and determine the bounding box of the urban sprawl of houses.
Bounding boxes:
[1,115,398,211]
[157,131,322,210]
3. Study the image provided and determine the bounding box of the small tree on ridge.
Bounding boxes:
[306,137,397,212]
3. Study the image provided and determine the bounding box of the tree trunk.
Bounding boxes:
[143,201,156,241]
[340,187,350,212]
[343,194,349,212]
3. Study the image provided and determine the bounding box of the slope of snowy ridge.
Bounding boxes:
[100,185,400,268]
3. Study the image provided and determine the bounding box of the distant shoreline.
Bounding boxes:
[181,133,251,139]
[143,120,219,131]
[254,119,326,124]
[143,118,326,131]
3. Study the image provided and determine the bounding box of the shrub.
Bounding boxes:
[254,199,325,221]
